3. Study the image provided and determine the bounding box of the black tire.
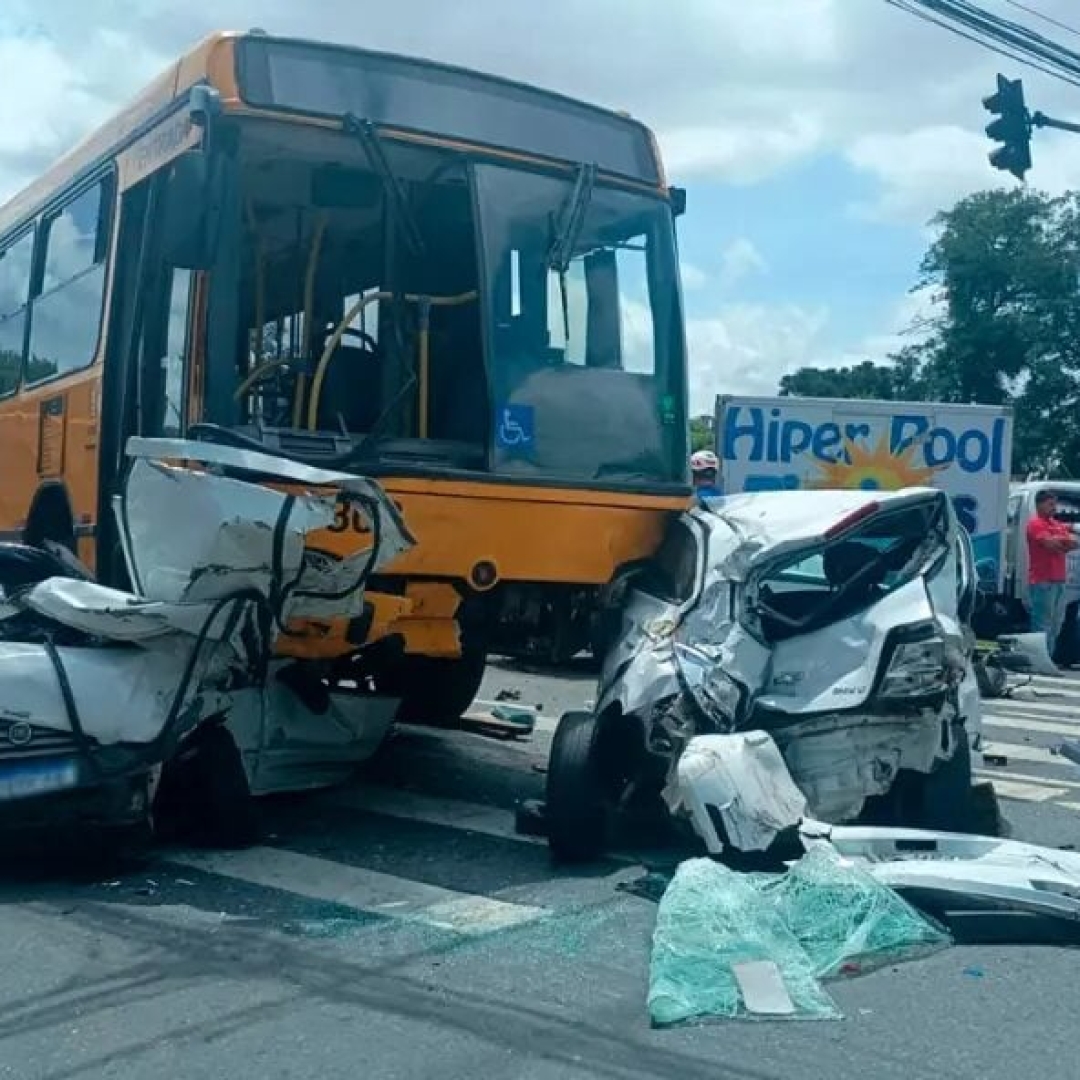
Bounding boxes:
[388,647,487,725]
[545,711,609,864]
[154,724,260,849]
[916,730,976,832]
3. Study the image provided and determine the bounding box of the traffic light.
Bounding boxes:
[982,74,1031,180]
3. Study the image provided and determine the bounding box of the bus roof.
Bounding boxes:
[0,30,664,238]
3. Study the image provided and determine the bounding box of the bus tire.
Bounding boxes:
[24,484,76,554]
[391,646,488,725]
[546,711,610,864]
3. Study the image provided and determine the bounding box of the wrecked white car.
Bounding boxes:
[0,438,413,849]
[543,487,987,862]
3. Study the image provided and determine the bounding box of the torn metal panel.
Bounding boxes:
[0,640,228,744]
[117,458,330,607]
[801,822,1080,924]
[669,732,807,854]
[770,709,952,825]
[0,436,413,789]
[14,578,239,643]
[124,436,414,562]
[227,670,399,795]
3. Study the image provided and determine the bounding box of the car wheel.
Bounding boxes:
[154,723,260,849]
[545,711,610,864]
[916,731,976,832]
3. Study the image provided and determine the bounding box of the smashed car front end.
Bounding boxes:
[0,437,416,841]
[597,487,982,853]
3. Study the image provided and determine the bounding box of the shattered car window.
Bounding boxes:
[754,499,948,644]
[635,518,702,604]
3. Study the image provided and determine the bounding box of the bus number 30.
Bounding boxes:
[328,500,373,535]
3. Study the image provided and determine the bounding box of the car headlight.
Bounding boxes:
[673,642,745,728]
[699,667,743,722]
[878,637,950,699]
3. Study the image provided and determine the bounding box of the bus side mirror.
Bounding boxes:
[160,151,219,270]
[670,187,687,217]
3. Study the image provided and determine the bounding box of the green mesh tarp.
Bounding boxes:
[764,845,952,979]
[647,849,952,1026]
[647,859,840,1026]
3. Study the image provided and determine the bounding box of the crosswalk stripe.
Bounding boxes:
[166,846,549,936]
[325,784,657,866]
[326,784,544,847]
[981,713,1080,738]
[979,777,1068,802]
[977,766,1080,792]
[980,741,1062,765]
[983,696,1080,717]
[1021,674,1080,693]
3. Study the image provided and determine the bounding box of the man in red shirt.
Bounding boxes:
[1026,490,1078,656]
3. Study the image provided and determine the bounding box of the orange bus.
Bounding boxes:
[0,30,690,721]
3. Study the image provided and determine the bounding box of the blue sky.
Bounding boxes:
[2,0,1080,413]
[678,156,925,328]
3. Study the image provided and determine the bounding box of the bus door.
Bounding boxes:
[97,171,196,586]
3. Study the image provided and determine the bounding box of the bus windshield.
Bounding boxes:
[474,165,685,485]
[211,114,685,488]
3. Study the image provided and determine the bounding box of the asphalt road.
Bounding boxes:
[1,659,1079,1080]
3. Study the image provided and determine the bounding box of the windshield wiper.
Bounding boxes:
[342,113,425,259]
[546,162,597,343]
[546,162,597,273]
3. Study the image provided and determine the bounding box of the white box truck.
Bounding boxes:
[714,394,1014,594]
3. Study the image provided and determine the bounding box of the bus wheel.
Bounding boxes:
[389,646,488,725]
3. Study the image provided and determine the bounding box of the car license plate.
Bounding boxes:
[0,760,80,802]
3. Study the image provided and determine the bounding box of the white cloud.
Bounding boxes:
[1,0,1076,204]
[3,0,1078,420]
[687,302,831,412]
[847,125,1080,226]
[680,261,708,291]
[718,238,768,291]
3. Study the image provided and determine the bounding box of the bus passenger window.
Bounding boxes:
[0,228,34,396]
[26,179,113,384]
[160,269,193,436]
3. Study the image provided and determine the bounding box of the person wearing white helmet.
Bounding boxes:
[689,450,721,503]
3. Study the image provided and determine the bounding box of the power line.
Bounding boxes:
[1001,0,1080,42]
[883,0,1080,88]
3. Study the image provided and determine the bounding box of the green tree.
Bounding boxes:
[774,188,1080,476]
[689,414,714,452]
[779,360,905,400]
[909,188,1080,474]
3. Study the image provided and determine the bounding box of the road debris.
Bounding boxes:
[647,846,949,1026]
[802,820,1080,930]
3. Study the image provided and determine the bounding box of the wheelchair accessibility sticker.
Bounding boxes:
[496,403,535,457]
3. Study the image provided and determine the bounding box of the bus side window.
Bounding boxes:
[0,227,35,396]
[26,177,114,385]
[159,269,194,437]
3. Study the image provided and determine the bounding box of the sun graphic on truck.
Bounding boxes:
[808,434,941,490]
